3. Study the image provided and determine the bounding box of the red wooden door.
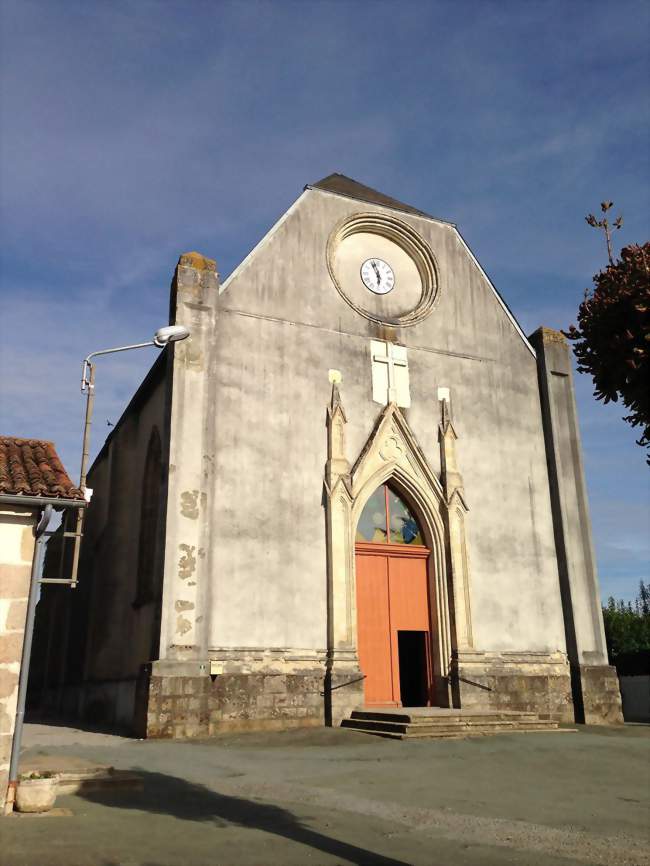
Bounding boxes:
[356,544,431,706]
[355,551,394,705]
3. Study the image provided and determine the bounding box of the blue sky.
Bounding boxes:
[1,0,648,602]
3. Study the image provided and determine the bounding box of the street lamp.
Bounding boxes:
[70,324,190,585]
[5,324,190,810]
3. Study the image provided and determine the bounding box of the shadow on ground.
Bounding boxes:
[77,769,410,866]
[25,712,135,738]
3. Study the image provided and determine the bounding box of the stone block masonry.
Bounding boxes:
[0,506,37,812]
[581,665,625,725]
[453,651,575,722]
[138,654,580,738]
[140,668,326,738]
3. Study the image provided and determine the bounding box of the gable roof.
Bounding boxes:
[307,173,444,221]
[224,174,535,357]
[0,437,83,500]
[305,174,534,356]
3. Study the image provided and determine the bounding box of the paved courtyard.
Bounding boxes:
[1,723,649,866]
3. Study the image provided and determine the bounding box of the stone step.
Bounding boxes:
[342,717,559,735]
[341,707,572,739]
[350,710,551,725]
[349,709,545,725]
[343,725,576,740]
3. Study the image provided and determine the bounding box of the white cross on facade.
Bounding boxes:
[370,340,411,408]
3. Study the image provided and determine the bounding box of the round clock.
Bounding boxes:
[361,258,395,295]
[327,212,439,326]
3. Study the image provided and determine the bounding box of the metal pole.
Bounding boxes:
[8,505,53,789]
[70,361,95,587]
[79,360,95,490]
[67,333,185,588]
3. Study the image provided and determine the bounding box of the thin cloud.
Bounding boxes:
[1,0,648,602]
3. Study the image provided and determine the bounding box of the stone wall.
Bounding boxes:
[455,651,574,722]
[580,665,624,725]
[138,659,576,737]
[140,665,326,739]
[0,506,36,812]
[135,653,623,736]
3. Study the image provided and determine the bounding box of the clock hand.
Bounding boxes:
[371,260,381,284]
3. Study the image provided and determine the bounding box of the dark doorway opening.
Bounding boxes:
[397,630,428,706]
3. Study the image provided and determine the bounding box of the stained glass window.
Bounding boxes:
[356,485,389,543]
[387,488,423,545]
[355,484,424,546]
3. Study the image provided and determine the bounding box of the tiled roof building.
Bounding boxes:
[0,437,83,500]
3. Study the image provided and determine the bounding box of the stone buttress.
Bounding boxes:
[529,327,622,725]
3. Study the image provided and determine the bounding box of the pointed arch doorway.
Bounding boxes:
[355,483,435,707]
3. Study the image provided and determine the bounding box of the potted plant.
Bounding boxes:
[15,771,59,813]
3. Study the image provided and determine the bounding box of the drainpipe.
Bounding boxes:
[7,504,53,797]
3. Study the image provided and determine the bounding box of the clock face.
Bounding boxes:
[328,215,438,326]
[360,258,395,295]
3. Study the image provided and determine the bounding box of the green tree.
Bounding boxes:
[602,580,650,663]
[566,203,650,462]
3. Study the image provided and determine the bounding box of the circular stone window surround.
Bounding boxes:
[326,212,440,327]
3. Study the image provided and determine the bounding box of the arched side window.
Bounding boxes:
[356,484,424,546]
[134,428,162,607]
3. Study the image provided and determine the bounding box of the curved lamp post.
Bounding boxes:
[71,324,190,584]
[7,325,189,806]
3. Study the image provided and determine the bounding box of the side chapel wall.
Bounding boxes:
[30,359,169,731]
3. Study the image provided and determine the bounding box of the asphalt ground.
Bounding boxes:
[1,723,649,866]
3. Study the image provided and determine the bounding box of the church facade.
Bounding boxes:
[32,175,622,735]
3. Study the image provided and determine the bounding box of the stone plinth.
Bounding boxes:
[139,662,327,739]
[580,665,624,725]
[454,651,574,722]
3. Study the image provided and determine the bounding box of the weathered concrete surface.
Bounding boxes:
[529,328,623,725]
[2,723,648,865]
[159,252,219,662]
[211,189,564,656]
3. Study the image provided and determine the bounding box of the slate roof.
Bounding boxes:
[0,437,84,500]
[307,173,436,220]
